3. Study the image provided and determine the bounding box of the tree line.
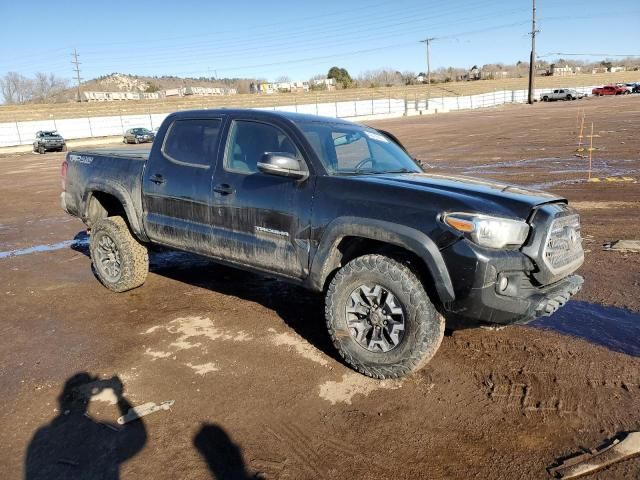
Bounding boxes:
[0,72,69,105]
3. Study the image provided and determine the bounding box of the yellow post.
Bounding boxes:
[577,110,585,152]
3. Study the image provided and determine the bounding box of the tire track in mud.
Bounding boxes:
[264,420,393,479]
[445,328,640,422]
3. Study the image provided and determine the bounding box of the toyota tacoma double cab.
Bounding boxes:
[60,109,584,378]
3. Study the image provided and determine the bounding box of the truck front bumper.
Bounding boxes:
[440,239,583,325]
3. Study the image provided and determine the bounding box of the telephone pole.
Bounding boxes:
[420,37,435,86]
[71,49,83,102]
[527,0,539,104]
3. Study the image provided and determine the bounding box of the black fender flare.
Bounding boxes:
[307,217,455,302]
[82,182,148,242]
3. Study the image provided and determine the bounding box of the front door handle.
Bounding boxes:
[213,183,234,195]
[150,174,165,185]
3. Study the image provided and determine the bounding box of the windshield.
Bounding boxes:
[42,131,59,137]
[134,128,150,134]
[299,122,422,175]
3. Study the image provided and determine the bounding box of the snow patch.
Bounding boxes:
[187,362,219,375]
[318,373,402,405]
[144,347,173,359]
[270,331,329,366]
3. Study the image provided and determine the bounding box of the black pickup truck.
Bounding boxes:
[61,109,584,378]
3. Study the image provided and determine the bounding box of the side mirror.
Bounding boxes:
[257,152,308,180]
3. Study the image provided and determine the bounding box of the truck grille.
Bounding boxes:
[542,214,583,275]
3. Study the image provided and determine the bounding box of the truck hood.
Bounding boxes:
[348,172,565,219]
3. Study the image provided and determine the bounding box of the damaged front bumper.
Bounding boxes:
[441,238,583,326]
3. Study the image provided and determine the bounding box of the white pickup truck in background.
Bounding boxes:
[540,88,586,102]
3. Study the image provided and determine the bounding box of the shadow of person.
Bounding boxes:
[25,372,147,480]
[194,423,255,480]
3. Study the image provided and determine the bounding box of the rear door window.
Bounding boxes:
[162,118,222,168]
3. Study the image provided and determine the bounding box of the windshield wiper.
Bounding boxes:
[374,168,416,174]
[335,168,417,176]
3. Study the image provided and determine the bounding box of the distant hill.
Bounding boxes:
[78,73,259,95]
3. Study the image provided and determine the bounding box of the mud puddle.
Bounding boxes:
[458,157,639,179]
[530,301,640,356]
[0,234,89,259]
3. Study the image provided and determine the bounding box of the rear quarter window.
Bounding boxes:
[162,118,222,168]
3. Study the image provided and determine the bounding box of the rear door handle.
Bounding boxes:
[150,174,165,184]
[213,183,234,195]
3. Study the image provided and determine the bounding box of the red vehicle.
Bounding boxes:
[592,85,627,96]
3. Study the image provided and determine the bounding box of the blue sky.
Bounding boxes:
[1,0,638,82]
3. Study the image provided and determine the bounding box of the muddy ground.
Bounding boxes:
[0,96,638,479]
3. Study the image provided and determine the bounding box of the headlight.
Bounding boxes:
[442,212,530,249]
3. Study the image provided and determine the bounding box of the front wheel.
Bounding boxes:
[325,254,445,379]
[90,216,149,292]
[38,145,45,154]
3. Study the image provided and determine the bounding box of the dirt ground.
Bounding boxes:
[0,96,638,479]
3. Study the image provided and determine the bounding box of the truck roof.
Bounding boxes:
[168,108,357,126]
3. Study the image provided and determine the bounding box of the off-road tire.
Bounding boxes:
[38,145,45,154]
[135,138,140,144]
[325,254,444,379]
[90,216,148,292]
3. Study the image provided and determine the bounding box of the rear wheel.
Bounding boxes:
[566,95,573,101]
[325,254,445,379]
[90,216,149,292]
[542,96,548,102]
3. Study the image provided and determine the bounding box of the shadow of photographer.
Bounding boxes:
[25,372,147,480]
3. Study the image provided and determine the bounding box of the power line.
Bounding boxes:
[76,9,527,75]
[82,1,511,67]
[71,49,82,102]
[165,20,535,78]
[0,0,520,72]
[538,52,640,57]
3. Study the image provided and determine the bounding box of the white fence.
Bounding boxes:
[0,86,598,148]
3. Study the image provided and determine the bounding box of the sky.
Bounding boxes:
[1,0,638,83]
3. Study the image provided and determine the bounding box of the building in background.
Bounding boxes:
[82,87,236,101]
[312,78,336,90]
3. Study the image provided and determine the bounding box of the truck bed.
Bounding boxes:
[61,149,148,229]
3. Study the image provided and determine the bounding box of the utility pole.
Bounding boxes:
[527,0,539,104]
[420,37,435,86]
[71,49,82,102]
